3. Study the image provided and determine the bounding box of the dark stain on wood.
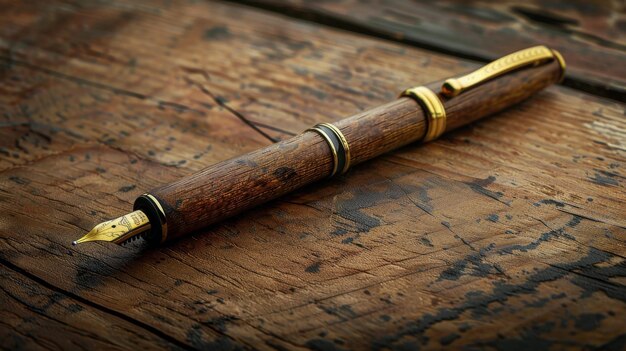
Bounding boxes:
[420,236,434,247]
[465,176,504,201]
[305,261,321,273]
[534,199,566,207]
[330,228,348,236]
[413,185,434,214]
[203,26,232,41]
[203,315,239,333]
[334,187,406,233]
[273,167,297,182]
[118,184,136,192]
[589,171,619,186]
[319,304,357,322]
[374,248,622,349]
[573,313,605,331]
[440,332,461,346]
[8,176,30,185]
[486,214,499,222]
[500,215,580,254]
[67,303,84,313]
[175,199,183,209]
[567,257,626,303]
[340,237,354,244]
[236,159,259,167]
[482,321,557,350]
[186,324,244,350]
[437,243,499,281]
[300,86,328,100]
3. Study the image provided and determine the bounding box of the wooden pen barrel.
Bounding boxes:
[144,58,563,242]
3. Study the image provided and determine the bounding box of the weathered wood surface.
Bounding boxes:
[241,0,626,101]
[0,0,624,350]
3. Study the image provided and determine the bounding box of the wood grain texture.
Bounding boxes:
[0,0,624,350]
[239,0,626,101]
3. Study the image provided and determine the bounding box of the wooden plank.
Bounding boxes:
[0,262,185,350]
[0,0,474,141]
[239,0,626,101]
[0,0,624,350]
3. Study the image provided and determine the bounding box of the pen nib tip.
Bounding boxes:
[72,210,151,246]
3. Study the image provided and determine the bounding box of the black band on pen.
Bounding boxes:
[318,124,346,177]
[306,123,350,178]
[133,193,168,244]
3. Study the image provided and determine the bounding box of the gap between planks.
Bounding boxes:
[223,0,626,103]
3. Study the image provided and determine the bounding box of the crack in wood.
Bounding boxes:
[0,54,279,147]
[182,72,279,143]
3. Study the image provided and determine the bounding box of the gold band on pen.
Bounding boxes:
[401,86,447,142]
[318,122,351,175]
[307,126,339,177]
[306,123,351,177]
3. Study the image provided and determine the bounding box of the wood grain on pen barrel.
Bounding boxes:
[150,99,424,240]
[150,59,562,241]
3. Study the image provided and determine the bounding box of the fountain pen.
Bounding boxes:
[73,46,565,246]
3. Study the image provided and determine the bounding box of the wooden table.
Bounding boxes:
[1,1,624,349]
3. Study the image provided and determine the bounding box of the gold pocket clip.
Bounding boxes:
[441,45,565,98]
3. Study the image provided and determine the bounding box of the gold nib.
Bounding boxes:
[73,210,151,245]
